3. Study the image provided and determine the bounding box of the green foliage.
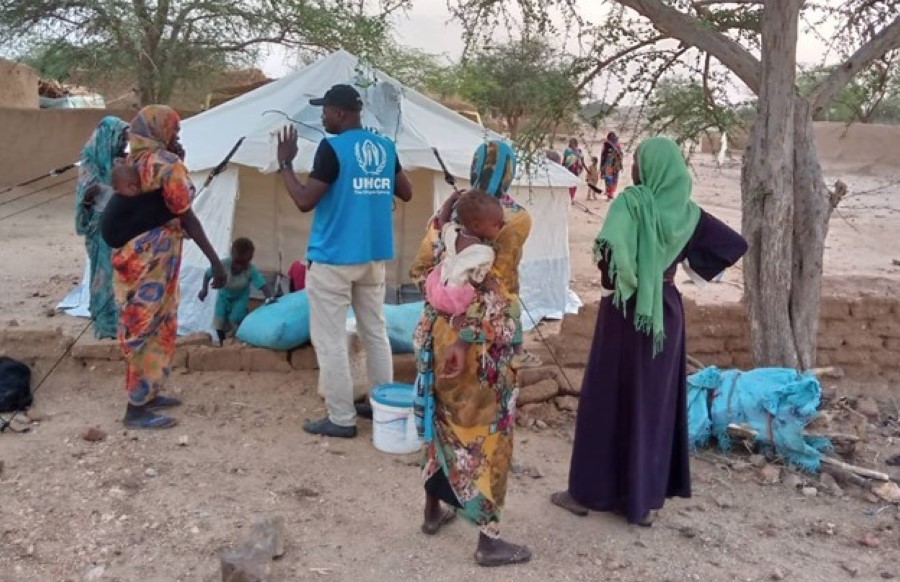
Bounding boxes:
[453,37,582,138]
[798,59,900,124]
[372,44,460,98]
[0,0,407,104]
[646,76,742,146]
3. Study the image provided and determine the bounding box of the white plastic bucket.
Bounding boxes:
[370,383,422,454]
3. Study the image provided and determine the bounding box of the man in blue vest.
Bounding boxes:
[276,84,413,438]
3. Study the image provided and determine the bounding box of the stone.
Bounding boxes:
[555,395,579,412]
[758,464,781,484]
[856,397,880,420]
[25,409,46,422]
[516,366,559,388]
[535,419,549,430]
[189,346,243,372]
[714,495,735,509]
[784,473,805,490]
[219,516,286,582]
[872,481,900,503]
[840,562,859,577]
[771,569,786,581]
[178,435,190,447]
[749,454,767,468]
[289,346,318,370]
[819,473,842,496]
[171,348,189,370]
[241,348,292,373]
[0,329,74,360]
[84,565,105,581]
[518,379,559,405]
[511,462,543,479]
[71,338,121,361]
[81,426,107,443]
[801,487,818,498]
[859,532,881,548]
[177,332,213,347]
[557,367,585,396]
[144,467,158,478]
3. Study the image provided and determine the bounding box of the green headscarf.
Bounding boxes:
[593,136,700,354]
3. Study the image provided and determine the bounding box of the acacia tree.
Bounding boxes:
[450,0,900,369]
[456,37,582,138]
[0,0,407,105]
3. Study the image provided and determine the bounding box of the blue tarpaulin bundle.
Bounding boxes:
[687,367,831,471]
[237,291,423,354]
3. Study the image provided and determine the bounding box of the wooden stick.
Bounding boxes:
[821,456,890,482]
[804,431,861,443]
[728,423,861,444]
[820,462,869,488]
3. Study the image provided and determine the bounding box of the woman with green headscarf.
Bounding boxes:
[75,116,129,338]
[550,137,747,526]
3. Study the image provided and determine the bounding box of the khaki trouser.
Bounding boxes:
[307,261,393,427]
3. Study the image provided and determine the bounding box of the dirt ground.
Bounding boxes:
[2,366,899,582]
[1,143,899,580]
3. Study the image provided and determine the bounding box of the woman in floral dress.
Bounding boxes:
[112,105,225,429]
[411,140,532,567]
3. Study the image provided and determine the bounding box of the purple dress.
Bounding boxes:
[567,210,747,523]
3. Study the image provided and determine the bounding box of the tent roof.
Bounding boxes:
[180,50,579,188]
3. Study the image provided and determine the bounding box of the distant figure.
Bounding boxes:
[716,132,729,168]
[585,156,600,201]
[288,260,307,293]
[199,237,275,345]
[600,132,624,200]
[75,116,129,339]
[563,137,583,201]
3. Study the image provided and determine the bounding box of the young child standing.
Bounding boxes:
[199,237,275,344]
[585,156,600,201]
[425,190,505,315]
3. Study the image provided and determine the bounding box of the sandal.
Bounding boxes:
[475,541,532,567]
[145,395,182,411]
[550,491,589,517]
[123,410,178,430]
[636,510,658,527]
[421,509,457,535]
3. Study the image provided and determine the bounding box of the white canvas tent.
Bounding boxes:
[61,50,581,337]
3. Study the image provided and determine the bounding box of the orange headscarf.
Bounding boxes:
[127,105,192,215]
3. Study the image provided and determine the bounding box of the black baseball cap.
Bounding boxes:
[309,84,363,111]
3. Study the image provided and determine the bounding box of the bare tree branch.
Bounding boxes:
[809,14,900,114]
[692,0,761,6]
[615,0,762,93]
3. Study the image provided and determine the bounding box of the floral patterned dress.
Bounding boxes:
[111,106,192,406]
[411,198,531,538]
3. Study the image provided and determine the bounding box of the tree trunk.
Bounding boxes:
[741,1,804,368]
[791,98,844,369]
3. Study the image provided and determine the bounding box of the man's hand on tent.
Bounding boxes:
[277,125,298,167]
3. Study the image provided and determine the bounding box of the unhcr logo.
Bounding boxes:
[355,139,388,176]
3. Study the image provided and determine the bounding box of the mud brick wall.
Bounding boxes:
[550,294,900,384]
[686,296,900,382]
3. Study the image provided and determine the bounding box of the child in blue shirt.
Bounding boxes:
[199,237,274,344]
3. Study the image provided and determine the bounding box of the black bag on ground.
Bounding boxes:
[0,357,32,412]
